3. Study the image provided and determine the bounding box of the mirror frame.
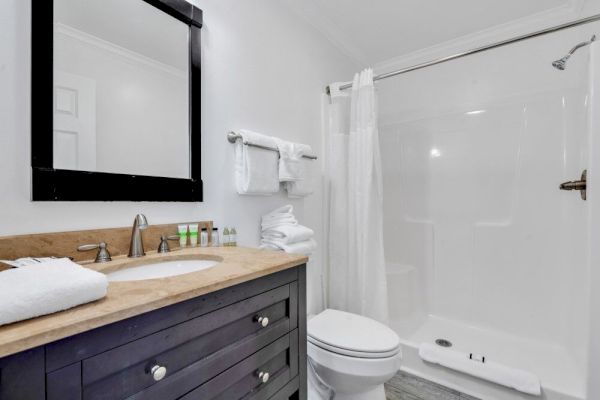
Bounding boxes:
[31,0,203,201]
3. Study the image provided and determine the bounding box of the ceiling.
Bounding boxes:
[283,0,586,66]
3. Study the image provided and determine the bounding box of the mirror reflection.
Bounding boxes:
[53,0,190,179]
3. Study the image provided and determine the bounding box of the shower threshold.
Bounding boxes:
[389,315,585,400]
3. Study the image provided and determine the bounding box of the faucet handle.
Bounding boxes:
[158,235,180,253]
[78,242,112,263]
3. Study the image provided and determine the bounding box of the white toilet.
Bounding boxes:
[307,309,402,400]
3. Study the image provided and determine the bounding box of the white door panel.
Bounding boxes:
[53,71,96,170]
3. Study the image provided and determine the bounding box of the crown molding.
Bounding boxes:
[54,23,187,79]
[279,0,368,68]
[374,1,585,73]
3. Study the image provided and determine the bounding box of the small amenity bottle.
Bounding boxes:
[230,228,237,247]
[178,224,188,248]
[189,224,199,247]
[200,228,208,247]
[211,227,219,247]
[223,227,230,247]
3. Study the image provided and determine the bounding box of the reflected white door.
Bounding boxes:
[53,71,96,170]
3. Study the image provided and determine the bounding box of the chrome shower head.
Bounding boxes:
[552,56,570,70]
[552,35,596,70]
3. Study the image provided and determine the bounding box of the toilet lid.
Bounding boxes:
[307,309,401,358]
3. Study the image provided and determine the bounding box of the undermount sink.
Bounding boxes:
[107,259,219,282]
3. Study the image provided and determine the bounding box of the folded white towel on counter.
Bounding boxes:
[260,239,317,256]
[261,205,298,230]
[235,130,280,195]
[286,156,317,198]
[418,343,541,396]
[262,224,314,245]
[0,258,108,326]
[275,140,311,182]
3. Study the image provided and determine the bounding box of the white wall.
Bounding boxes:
[586,41,600,400]
[0,0,359,314]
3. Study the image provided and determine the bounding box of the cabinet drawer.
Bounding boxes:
[181,330,298,400]
[45,267,299,372]
[82,284,294,400]
[0,347,45,400]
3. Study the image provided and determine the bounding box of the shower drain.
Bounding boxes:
[435,338,453,348]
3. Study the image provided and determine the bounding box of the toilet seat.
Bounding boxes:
[307,309,401,359]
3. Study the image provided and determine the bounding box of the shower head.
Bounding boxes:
[552,35,596,70]
[552,55,570,70]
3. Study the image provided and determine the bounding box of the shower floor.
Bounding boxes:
[389,315,585,400]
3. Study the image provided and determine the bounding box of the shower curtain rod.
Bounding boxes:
[326,12,600,94]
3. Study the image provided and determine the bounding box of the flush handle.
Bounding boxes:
[560,170,587,200]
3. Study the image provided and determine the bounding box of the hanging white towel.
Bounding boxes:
[418,343,541,396]
[234,130,280,195]
[286,156,316,198]
[275,140,312,182]
[260,238,317,256]
[0,258,108,326]
[262,224,314,245]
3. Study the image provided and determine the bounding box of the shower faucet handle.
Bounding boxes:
[559,169,587,200]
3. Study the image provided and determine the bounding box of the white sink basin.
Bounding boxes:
[107,259,219,282]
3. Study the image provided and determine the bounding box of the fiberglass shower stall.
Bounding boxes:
[378,21,597,400]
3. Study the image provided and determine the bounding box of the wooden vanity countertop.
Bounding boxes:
[0,246,307,358]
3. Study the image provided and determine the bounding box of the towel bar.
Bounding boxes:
[227,132,318,160]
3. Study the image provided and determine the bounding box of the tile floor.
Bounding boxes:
[385,371,480,400]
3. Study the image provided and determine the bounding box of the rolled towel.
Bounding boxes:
[260,238,317,256]
[235,130,280,195]
[262,224,314,245]
[275,140,311,182]
[419,343,541,396]
[261,205,298,230]
[0,258,108,326]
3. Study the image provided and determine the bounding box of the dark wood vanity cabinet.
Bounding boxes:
[0,265,306,400]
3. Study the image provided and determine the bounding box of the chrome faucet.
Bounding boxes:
[128,214,148,258]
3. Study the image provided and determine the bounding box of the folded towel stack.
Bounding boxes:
[260,205,317,255]
[0,258,108,326]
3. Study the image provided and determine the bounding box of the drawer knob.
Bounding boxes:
[151,365,167,381]
[255,316,269,328]
[258,371,270,384]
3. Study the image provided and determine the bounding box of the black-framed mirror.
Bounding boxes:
[31,0,203,201]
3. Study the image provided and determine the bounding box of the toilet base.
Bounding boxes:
[307,375,386,400]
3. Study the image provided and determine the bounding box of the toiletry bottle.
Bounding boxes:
[211,227,220,247]
[230,227,237,247]
[178,224,188,248]
[200,228,208,247]
[223,227,230,247]
[189,224,199,247]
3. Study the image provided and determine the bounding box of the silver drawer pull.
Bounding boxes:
[257,371,270,384]
[151,365,167,381]
[254,316,269,328]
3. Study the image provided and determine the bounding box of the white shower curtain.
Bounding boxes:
[326,69,388,323]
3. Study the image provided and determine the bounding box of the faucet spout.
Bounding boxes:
[128,214,148,258]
